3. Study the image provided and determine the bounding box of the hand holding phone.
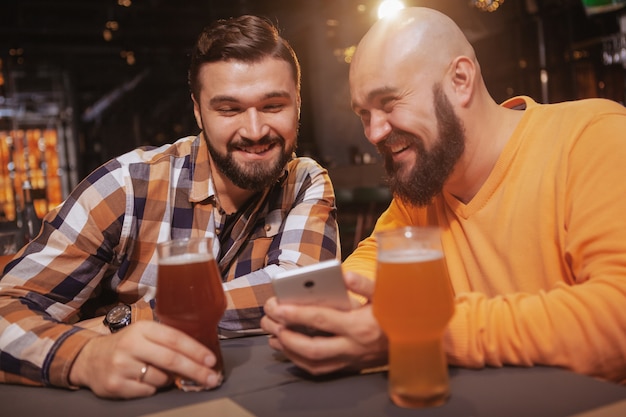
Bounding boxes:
[271,259,351,336]
[271,259,351,310]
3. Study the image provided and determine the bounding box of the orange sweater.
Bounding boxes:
[343,96,626,384]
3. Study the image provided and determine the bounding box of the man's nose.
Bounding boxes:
[239,108,270,140]
[365,110,392,145]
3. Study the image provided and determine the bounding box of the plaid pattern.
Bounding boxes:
[0,134,339,387]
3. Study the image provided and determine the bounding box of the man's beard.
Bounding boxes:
[207,135,295,192]
[380,84,465,207]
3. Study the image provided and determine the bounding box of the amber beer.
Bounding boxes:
[156,237,226,392]
[374,227,455,408]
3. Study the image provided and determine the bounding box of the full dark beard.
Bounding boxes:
[381,84,465,206]
[207,135,295,191]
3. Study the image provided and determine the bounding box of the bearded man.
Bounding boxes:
[262,7,626,386]
[0,15,339,398]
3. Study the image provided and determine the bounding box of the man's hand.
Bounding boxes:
[69,321,221,399]
[261,271,388,375]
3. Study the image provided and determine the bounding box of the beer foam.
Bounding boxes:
[159,253,212,265]
[378,248,443,263]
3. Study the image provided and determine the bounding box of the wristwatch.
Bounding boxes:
[103,304,132,333]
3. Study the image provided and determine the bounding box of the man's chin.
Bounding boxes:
[230,163,284,190]
[236,159,280,177]
[386,164,412,184]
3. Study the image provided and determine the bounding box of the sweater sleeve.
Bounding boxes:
[342,198,420,280]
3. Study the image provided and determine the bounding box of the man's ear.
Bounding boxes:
[191,94,203,130]
[449,56,475,107]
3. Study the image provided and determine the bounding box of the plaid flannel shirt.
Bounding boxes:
[0,134,339,387]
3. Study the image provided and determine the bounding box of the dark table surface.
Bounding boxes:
[1,335,625,417]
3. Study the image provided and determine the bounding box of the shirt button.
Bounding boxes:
[264,225,271,232]
[215,228,221,235]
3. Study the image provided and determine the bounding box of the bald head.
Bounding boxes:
[351,7,475,82]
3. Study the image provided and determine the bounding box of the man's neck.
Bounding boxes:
[210,167,257,215]
[446,104,524,204]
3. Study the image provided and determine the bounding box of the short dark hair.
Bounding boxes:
[189,15,301,100]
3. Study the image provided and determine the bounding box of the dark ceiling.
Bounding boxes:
[1,0,304,124]
[1,0,327,173]
[1,0,621,175]
[1,0,595,116]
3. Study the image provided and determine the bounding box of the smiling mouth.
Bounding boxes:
[380,133,415,157]
[235,142,276,155]
[389,143,410,154]
[384,140,414,160]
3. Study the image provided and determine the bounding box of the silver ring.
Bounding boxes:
[138,364,149,382]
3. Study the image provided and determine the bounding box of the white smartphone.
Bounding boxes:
[271,259,351,311]
[271,259,351,336]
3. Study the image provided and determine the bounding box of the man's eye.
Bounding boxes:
[264,104,284,112]
[218,107,239,115]
[381,101,395,114]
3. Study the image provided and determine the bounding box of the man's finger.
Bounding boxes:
[139,321,215,366]
[344,272,374,299]
[260,313,284,336]
[275,330,355,375]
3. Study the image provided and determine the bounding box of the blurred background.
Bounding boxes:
[1,0,625,254]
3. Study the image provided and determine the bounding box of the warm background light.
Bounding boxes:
[377,0,405,20]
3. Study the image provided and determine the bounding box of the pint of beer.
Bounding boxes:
[156,237,226,392]
[373,226,455,408]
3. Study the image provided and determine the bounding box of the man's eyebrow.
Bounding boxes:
[209,91,292,106]
[351,86,397,111]
[264,90,292,100]
[209,95,238,106]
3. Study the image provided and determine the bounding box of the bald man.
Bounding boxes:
[262,7,626,384]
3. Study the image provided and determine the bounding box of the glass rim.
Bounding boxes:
[157,236,214,248]
[375,226,441,239]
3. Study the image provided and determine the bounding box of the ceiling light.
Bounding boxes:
[377,0,405,19]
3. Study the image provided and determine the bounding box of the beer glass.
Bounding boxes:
[373,226,455,408]
[156,237,226,392]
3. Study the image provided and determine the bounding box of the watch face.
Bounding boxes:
[103,304,131,332]
[108,305,129,324]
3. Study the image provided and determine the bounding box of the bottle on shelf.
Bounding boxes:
[20,180,43,244]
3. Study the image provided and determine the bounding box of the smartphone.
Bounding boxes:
[271,259,351,336]
[271,259,351,310]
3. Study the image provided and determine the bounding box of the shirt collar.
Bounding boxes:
[189,133,214,203]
